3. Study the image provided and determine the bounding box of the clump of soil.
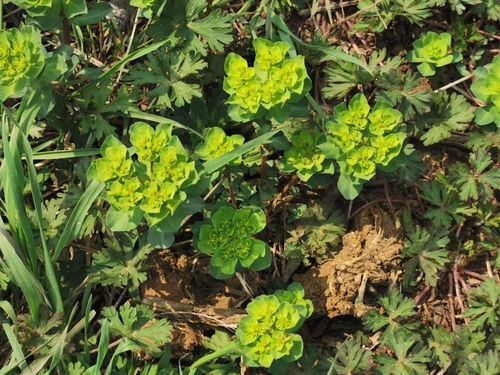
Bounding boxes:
[295,211,402,318]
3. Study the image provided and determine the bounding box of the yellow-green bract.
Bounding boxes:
[196,206,271,279]
[320,93,405,199]
[407,31,462,77]
[223,38,310,121]
[236,282,313,368]
[195,127,245,165]
[471,55,500,127]
[88,122,199,228]
[0,26,45,101]
[282,130,329,181]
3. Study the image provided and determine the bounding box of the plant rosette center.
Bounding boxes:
[196,206,271,279]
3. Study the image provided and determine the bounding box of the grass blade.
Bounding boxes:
[1,113,38,272]
[21,135,63,313]
[31,149,100,160]
[0,228,46,323]
[53,179,105,261]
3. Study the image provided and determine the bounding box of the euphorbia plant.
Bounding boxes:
[195,127,245,164]
[0,26,45,101]
[190,283,313,372]
[88,122,202,245]
[281,130,332,182]
[470,55,500,127]
[407,31,462,76]
[319,93,406,199]
[195,206,271,279]
[223,38,311,122]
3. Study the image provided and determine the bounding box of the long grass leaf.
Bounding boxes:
[2,323,28,371]
[21,135,63,313]
[53,179,105,261]
[0,229,46,323]
[1,113,38,271]
[31,149,100,160]
[91,319,109,375]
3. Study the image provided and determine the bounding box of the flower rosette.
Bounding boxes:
[195,127,245,165]
[88,122,201,234]
[407,31,462,77]
[223,38,311,122]
[235,283,313,368]
[281,130,331,182]
[0,25,45,101]
[196,206,271,279]
[319,93,406,199]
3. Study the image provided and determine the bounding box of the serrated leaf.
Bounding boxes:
[101,302,172,354]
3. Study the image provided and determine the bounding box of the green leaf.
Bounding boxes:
[106,207,144,232]
[62,0,87,18]
[101,302,172,354]
[375,331,431,375]
[449,151,500,202]
[337,174,363,200]
[187,9,234,51]
[127,51,207,108]
[363,289,418,344]
[89,235,152,289]
[71,2,112,25]
[420,179,472,228]
[402,227,449,286]
[464,277,500,331]
[328,338,372,375]
[418,92,474,146]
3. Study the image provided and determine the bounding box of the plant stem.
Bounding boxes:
[190,342,239,369]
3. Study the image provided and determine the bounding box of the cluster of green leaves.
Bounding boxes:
[196,205,271,279]
[319,93,406,199]
[407,31,462,76]
[358,286,500,375]
[88,122,201,237]
[223,38,311,122]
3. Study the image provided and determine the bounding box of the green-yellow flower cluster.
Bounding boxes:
[223,38,309,120]
[0,26,45,101]
[195,127,244,164]
[321,94,405,198]
[236,283,313,368]
[88,122,199,228]
[282,130,328,181]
